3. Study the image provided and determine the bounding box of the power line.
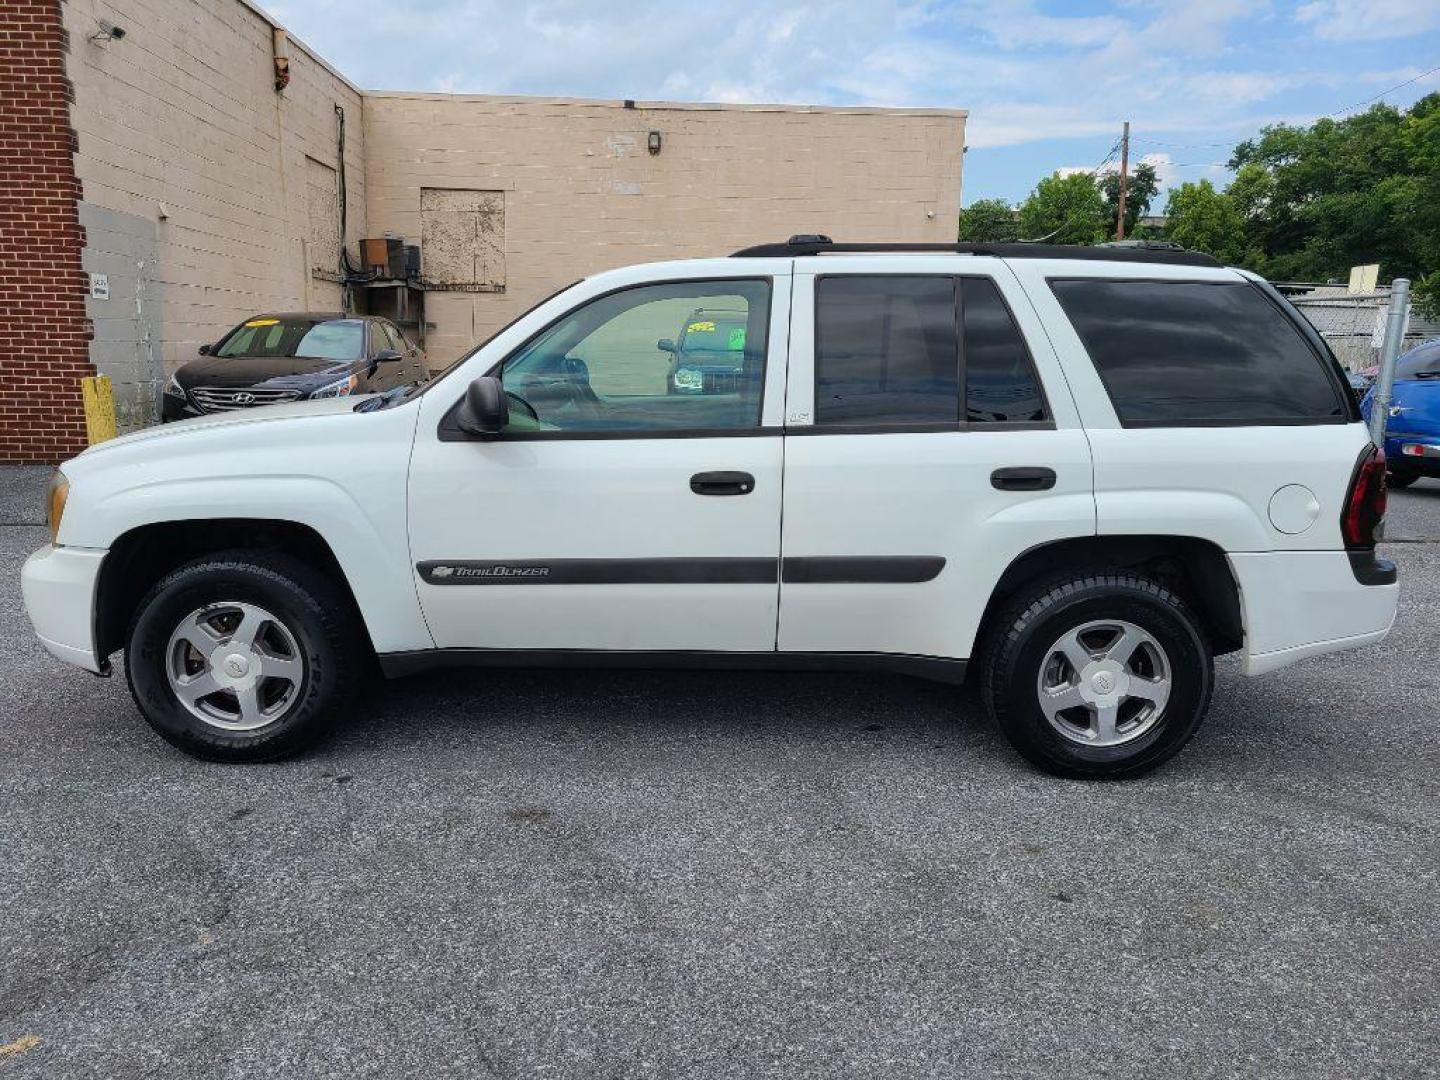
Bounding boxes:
[1135,138,1236,150]
[1020,136,1123,243]
[1131,61,1439,154]
[1330,62,1440,117]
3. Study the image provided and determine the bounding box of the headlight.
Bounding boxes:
[673,367,704,393]
[310,374,360,399]
[163,373,185,399]
[47,471,69,545]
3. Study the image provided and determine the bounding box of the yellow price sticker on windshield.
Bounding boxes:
[687,321,716,333]
[245,318,279,327]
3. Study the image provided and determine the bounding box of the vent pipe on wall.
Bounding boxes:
[272,28,290,92]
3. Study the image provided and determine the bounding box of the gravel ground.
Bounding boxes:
[1,467,1437,1078]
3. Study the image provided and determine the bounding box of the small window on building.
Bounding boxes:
[1050,279,1347,425]
[814,276,959,426]
[963,278,1048,423]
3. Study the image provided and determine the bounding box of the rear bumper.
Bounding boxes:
[1229,550,1398,676]
[20,545,106,674]
[1386,435,1440,475]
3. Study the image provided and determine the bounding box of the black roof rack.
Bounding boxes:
[731,235,1222,268]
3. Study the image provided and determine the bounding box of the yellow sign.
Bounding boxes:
[81,374,118,445]
[1348,264,1379,294]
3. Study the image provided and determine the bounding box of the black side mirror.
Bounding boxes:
[374,349,403,362]
[657,338,677,353]
[198,343,212,356]
[455,375,508,438]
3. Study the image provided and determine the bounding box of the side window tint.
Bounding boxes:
[500,280,770,433]
[815,276,958,426]
[1050,279,1346,424]
[963,278,1048,423]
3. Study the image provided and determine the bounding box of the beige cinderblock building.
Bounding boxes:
[56,0,966,430]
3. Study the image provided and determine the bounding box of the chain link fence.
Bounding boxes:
[1287,287,1436,373]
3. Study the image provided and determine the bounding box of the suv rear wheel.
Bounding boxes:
[981,573,1213,779]
[125,552,362,761]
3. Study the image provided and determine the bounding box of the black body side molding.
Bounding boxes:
[781,556,945,584]
[417,556,947,586]
[379,648,968,685]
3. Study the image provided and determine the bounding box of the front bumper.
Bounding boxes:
[161,392,199,422]
[21,544,107,673]
[1229,549,1398,676]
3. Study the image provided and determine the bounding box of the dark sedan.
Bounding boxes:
[163,313,428,420]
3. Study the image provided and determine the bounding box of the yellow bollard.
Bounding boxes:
[81,374,118,445]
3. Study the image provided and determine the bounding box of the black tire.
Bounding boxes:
[125,551,364,762]
[1387,470,1419,489]
[980,573,1213,780]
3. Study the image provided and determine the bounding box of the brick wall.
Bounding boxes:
[0,0,92,463]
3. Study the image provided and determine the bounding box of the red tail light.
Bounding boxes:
[1342,443,1387,548]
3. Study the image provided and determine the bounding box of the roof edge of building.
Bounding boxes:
[235,0,365,96]
[362,90,967,118]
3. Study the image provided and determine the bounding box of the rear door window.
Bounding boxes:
[1050,279,1347,425]
[815,276,959,426]
[813,275,1049,428]
[963,277,1048,424]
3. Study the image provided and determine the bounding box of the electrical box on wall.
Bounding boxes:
[361,237,405,278]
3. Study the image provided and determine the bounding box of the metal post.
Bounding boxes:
[1369,277,1411,447]
[1116,121,1130,242]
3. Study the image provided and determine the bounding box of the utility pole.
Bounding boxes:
[1116,120,1131,242]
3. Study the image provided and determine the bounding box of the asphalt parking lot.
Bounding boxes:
[2,467,1438,1078]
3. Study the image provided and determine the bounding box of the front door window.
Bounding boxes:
[499,279,771,433]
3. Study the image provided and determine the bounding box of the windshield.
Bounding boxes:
[1395,341,1440,380]
[216,317,365,361]
[679,311,748,354]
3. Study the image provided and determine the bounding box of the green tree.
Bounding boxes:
[1098,162,1159,239]
[1164,180,1245,262]
[1017,172,1108,245]
[958,198,1018,242]
[1227,94,1440,284]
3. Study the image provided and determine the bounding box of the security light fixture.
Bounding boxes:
[648,130,662,155]
[91,18,126,43]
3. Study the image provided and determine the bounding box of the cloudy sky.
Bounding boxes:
[268,0,1440,207]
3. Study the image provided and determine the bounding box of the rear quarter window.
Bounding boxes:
[1050,279,1348,425]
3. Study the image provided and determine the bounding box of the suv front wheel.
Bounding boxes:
[981,573,1213,779]
[125,552,363,761]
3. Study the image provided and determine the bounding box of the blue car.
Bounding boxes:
[1362,338,1440,488]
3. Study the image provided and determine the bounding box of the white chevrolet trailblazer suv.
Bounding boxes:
[22,238,1398,778]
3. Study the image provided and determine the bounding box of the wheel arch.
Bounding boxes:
[976,534,1244,659]
[95,519,375,663]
